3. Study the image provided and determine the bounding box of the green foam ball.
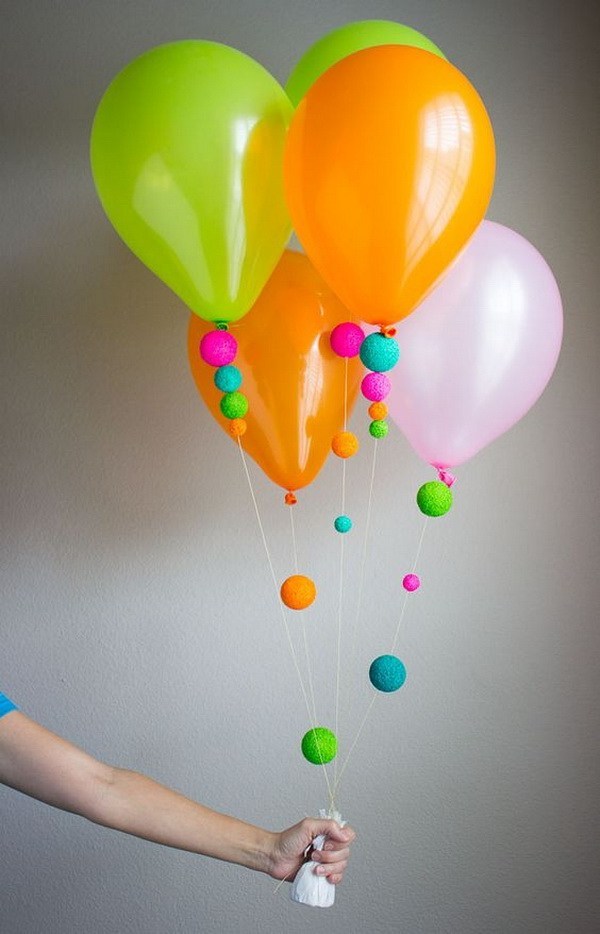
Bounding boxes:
[220,390,248,419]
[301,727,337,765]
[417,480,453,517]
[369,419,389,439]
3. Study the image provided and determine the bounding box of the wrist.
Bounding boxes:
[251,828,279,876]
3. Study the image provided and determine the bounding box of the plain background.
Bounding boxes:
[1,1,598,932]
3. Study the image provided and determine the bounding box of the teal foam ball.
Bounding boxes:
[359,332,400,372]
[417,480,453,517]
[214,365,242,393]
[334,515,353,533]
[369,419,389,439]
[301,727,337,765]
[369,655,407,693]
[220,391,248,419]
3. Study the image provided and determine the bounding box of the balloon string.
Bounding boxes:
[334,514,428,799]
[333,473,346,797]
[288,497,322,785]
[390,517,429,655]
[236,438,333,803]
[289,504,299,575]
[348,439,379,688]
[333,357,350,801]
[332,694,377,799]
[343,357,348,431]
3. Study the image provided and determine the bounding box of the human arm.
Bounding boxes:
[0,711,354,881]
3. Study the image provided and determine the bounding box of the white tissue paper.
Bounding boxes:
[290,809,346,908]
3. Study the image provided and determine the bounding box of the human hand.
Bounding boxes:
[267,818,355,885]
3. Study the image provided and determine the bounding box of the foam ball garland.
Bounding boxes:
[368,402,388,420]
[361,371,391,402]
[214,364,242,393]
[417,480,453,517]
[332,430,359,458]
[334,515,352,533]
[301,727,337,765]
[280,574,316,610]
[200,329,238,367]
[369,419,389,439]
[220,391,248,420]
[330,322,365,357]
[359,332,400,372]
[403,573,421,592]
[369,655,407,693]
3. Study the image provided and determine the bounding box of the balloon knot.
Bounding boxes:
[437,468,456,488]
[379,325,397,338]
[214,321,228,331]
[285,492,298,506]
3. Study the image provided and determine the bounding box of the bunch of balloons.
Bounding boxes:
[91,22,563,779]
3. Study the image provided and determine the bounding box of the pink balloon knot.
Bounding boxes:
[437,468,456,488]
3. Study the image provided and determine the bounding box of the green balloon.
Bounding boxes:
[285,20,446,106]
[91,42,293,323]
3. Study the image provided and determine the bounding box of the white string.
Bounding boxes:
[333,513,429,799]
[289,504,299,575]
[347,439,379,689]
[236,438,334,803]
[390,516,428,654]
[332,694,377,799]
[333,357,349,799]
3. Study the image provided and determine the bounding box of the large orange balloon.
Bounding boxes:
[284,45,496,326]
[188,250,361,493]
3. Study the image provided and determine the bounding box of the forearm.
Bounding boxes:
[0,713,276,874]
[91,766,276,873]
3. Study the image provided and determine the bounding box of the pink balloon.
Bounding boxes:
[388,221,563,468]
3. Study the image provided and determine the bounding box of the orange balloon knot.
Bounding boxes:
[379,325,397,338]
[437,467,456,488]
[284,492,298,506]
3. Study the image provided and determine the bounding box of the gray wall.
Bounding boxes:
[1,1,598,932]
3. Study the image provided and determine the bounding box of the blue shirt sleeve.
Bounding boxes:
[0,690,19,719]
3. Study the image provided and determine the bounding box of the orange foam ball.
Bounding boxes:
[228,418,247,437]
[331,431,359,458]
[280,574,317,610]
[368,402,388,420]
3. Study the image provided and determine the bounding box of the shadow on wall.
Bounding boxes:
[1,188,236,556]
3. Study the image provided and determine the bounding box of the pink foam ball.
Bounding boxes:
[330,322,365,358]
[361,371,391,402]
[403,574,421,592]
[199,330,238,367]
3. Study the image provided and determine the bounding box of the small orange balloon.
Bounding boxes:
[332,431,359,458]
[189,250,362,491]
[284,45,495,325]
[280,574,317,610]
